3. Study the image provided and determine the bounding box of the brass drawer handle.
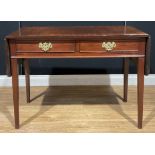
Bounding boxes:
[102,42,116,51]
[39,42,52,52]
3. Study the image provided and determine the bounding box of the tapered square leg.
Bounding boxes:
[123,58,129,102]
[137,57,144,129]
[24,59,30,103]
[11,58,19,129]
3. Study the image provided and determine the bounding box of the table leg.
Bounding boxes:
[24,59,30,103]
[123,58,129,102]
[11,58,19,129]
[137,57,144,129]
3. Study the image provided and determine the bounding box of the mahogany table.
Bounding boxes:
[5,26,151,129]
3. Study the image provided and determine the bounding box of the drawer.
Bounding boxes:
[16,41,75,53]
[80,40,143,53]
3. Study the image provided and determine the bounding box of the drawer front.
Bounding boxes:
[16,41,75,53]
[80,40,143,53]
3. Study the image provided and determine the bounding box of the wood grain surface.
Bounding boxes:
[0,86,155,132]
[6,26,148,39]
[5,26,149,129]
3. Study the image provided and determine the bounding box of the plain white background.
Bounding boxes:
[0,0,154,21]
[0,0,155,155]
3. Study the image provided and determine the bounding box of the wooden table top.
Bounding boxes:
[6,26,149,40]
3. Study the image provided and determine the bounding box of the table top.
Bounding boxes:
[6,26,149,40]
[5,26,151,76]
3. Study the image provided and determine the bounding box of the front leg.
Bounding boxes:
[137,57,144,129]
[11,58,19,129]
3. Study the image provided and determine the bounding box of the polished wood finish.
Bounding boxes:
[5,26,150,129]
[80,40,143,53]
[16,41,75,53]
[24,59,30,103]
[11,58,19,129]
[6,26,148,39]
[12,52,145,59]
[5,40,12,76]
[137,57,144,129]
[123,58,129,102]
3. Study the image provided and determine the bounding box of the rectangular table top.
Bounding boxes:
[5,26,151,76]
[6,26,149,40]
